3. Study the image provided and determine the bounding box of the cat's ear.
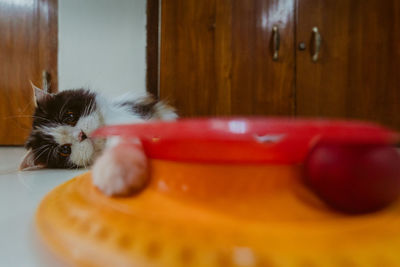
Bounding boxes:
[30,81,52,107]
[19,149,45,171]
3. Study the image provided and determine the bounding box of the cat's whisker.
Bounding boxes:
[32,148,47,161]
[87,98,94,116]
[32,145,52,163]
[31,116,53,123]
[33,143,51,153]
[19,101,34,114]
[1,115,32,130]
[89,98,95,114]
[86,99,91,115]
[23,88,176,175]
[43,147,52,166]
[32,144,51,153]
[83,98,94,117]
[4,116,42,132]
[58,99,69,121]
[2,115,53,123]
[10,122,31,131]
[46,147,56,166]
[87,102,92,116]
[85,101,91,116]
[3,115,33,119]
[79,149,88,169]
[53,148,59,164]
[83,103,89,117]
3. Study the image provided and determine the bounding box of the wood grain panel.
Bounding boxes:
[0,0,57,145]
[230,0,295,115]
[160,0,218,116]
[160,0,295,117]
[296,0,400,130]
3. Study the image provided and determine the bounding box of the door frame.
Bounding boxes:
[40,0,58,93]
[146,0,160,98]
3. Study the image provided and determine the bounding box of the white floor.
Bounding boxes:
[0,147,86,267]
[1,146,399,266]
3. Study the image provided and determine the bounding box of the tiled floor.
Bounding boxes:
[0,147,86,267]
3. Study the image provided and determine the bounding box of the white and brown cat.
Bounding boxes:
[20,86,177,196]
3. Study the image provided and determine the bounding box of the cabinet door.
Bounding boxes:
[297,0,400,130]
[160,0,295,117]
[0,0,57,145]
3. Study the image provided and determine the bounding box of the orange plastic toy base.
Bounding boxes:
[36,160,400,266]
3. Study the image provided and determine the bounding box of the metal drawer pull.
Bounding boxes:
[312,27,321,62]
[272,25,280,61]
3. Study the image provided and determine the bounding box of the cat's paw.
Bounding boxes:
[92,141,149,196]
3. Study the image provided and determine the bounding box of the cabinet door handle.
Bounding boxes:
[312,27,321,62]
[272,25,280,61]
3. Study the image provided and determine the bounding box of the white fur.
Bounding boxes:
[35,90,176,195]
[42,92,176,168]
[153,102,178,120]
[91,94,177,196]
[97,93,144,125]
[92,139,148,196]
[41,101,105,167]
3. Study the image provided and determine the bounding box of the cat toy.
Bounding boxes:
[36,118,400,266]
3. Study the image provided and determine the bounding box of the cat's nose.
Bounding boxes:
[78,131,87,142]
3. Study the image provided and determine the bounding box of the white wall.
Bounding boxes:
[58,0,147,97]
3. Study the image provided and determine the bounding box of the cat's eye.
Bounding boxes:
[58,144,71,157]
[64,111,76,125]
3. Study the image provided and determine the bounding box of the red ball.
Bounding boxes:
[304,143,400,214]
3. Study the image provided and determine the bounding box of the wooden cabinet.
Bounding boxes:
[160,0,295,117]
[0,0,57,145]
[158,0,399,130]
[297,0,400,130]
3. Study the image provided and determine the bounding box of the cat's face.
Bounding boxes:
[21,88,105,169]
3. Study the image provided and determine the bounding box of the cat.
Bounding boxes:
[20,85,177,195]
